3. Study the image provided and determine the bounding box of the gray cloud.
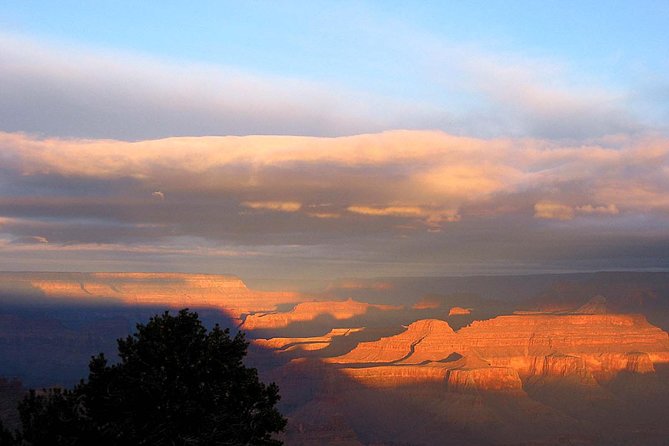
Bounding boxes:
[1,32,659,142]
[0,33,448,140]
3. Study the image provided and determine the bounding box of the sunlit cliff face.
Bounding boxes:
[1,130,668,282]
[233,285,669,393]
[244,291,669,445]
[0,272,299,321]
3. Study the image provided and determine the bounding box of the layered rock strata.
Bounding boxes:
[242,298,401,330]
[324,313,669,391]
[253,328,364,352]
[0,272,300,318]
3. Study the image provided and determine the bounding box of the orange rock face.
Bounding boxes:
[329,319,454,364]
[324,313,669,392]
[340,363,451,388]
[339,354,524,394]
[242,298,401,330]
[253,328,364,352]
[0,272,301,319]
[457,314,669,378]
[446,366,523,393]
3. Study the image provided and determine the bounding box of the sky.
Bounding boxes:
[1,1,668,288]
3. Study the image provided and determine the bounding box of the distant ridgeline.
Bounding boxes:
[0,272,302,387]
[0,271,300,319]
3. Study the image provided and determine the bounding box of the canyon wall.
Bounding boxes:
[0,272,301,318]
[242,298,401,330]
[308,313,669,391]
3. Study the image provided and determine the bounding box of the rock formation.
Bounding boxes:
[324,313,669,391]
[0,272,300,319]
[253,328,364,352]
[573,295,609,314]
[242,298,401,330]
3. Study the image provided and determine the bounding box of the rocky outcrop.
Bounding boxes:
[624,351,655,373]
[340,363,451,388]
[337,352,523,394]
[528,353,598,387]
[328,319,455,364]
[446,366,523,393]
[573,295,609,314]
[0,272,300,318]
[456,314,669,375]
[323,313,669,391]
[242,298,401,330]
[253,328,364,352]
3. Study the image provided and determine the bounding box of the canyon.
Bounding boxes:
[325,313,669,391]
[242,298,401,330]
[2,272,669,444]
[246,285,669,445]
[0,272,300,321]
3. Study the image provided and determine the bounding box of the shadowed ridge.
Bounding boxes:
[573,295,609,314]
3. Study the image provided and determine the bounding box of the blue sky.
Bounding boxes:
[3,1,668,78]
[1,2,668,283]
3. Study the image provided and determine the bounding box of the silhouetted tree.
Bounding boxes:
[0,419,17,445]
[16,309,286,445]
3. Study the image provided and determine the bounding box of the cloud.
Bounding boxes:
[242,201,302,212]
[0,33,448,140]
[347,205,460,230]
[534,202,576,221]
[11,236,49,244]
[1,130,668,279]
[454,50,640,139]
[394,26,649,140]
[534,202,621,220]
[3,130,669,227]
[576,204,619,215]
[0,31,659,142]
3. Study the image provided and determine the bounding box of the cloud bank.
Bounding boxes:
[1,130,668,281]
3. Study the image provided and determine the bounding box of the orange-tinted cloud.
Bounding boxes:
[347,205,460,229]
[3,130,669,229]
[242,201,302,212]
[1,130,669,279]
[534,202,621,221]
[534,202,575,221]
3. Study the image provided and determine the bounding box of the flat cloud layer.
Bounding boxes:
[1,130,668,283]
